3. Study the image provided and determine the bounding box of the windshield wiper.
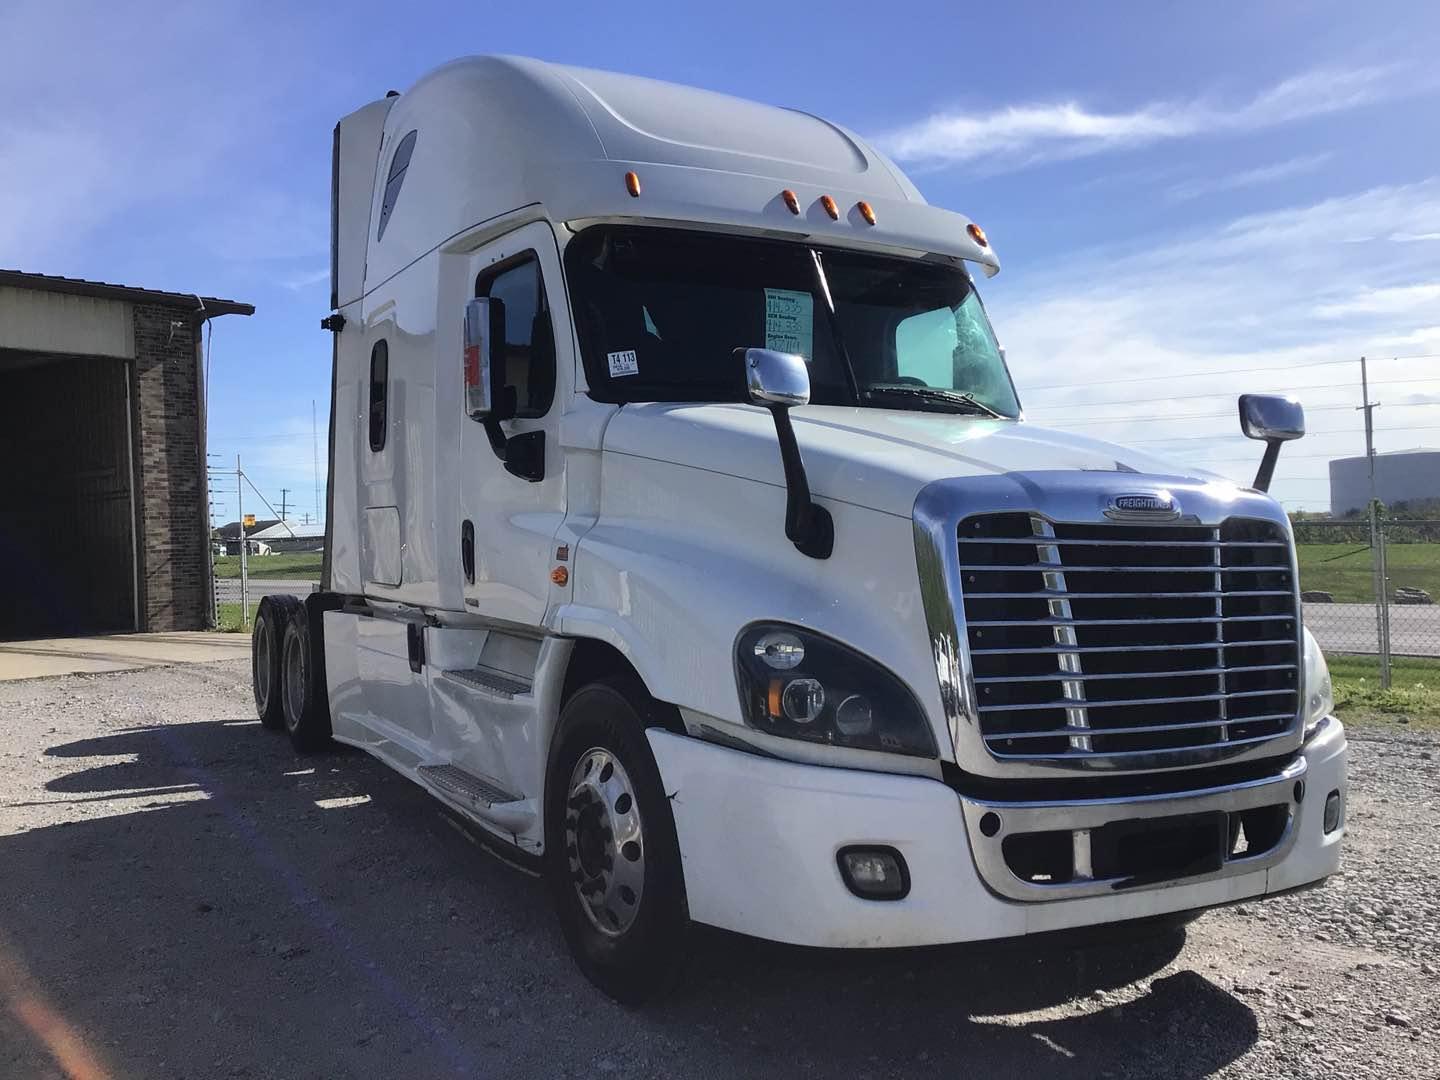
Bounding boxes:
[862,385,1008,418]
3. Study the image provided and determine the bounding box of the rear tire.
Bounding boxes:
[280,604,331,753]
[252,596,298,730]
[545,679,689,1004]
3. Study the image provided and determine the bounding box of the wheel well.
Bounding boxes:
[561,638,685,735]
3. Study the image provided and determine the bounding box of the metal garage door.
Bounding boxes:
[0,353,136,638]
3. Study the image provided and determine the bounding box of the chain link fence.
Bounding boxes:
[1293,518,1440,685]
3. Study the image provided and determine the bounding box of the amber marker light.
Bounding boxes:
[550,566,570,586]
[768,678,785,720]
[967,222,989,248]
[781,188,800,215]
[820,194,839,220]
[856,200,876,225]
[624,171,641,197]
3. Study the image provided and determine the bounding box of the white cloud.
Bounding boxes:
[880,67,1400,170]
[1165,153,1332,202]
[0,0,319,268]
[1314,283,1440,318]
[282,268,332,291]
[987,181,1440,508]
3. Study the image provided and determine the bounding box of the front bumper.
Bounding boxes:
[647,717,1346,949]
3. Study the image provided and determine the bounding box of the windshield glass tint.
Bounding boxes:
[565,226,1019,416]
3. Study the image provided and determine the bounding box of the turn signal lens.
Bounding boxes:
[550,566,569,586]
[820,194,839,220]
[781,189,800,215]
[624,171,641,197]
[856,200,876,226]
[967,222,988,247]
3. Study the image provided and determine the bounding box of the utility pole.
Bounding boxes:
[1358,356,1391,687]
[280,488,290,522]
[237,456,249,629]
[313,399,321,524]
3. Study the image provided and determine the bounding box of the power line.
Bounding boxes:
[1125,424,1437,445]
[1022,375,1440,410]
[1020,354,1438,393]
[1034,399,1440,428]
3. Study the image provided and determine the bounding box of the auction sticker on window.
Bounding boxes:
[764,289,813,360]
[607,349,639,377]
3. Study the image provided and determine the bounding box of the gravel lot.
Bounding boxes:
[1,659,1435,1079]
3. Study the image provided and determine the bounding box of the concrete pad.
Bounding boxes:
[0,632,250,681]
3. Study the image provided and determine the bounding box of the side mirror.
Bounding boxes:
[746,348,811,408]
[463,296,505,420]
[737,348,832,559]
[1238,394,1305,492]
[465,297,541,480]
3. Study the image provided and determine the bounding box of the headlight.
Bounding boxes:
[1302,626,1333,739]
[734,624,937,757]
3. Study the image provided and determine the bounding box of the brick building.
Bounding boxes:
[0,271,253,638]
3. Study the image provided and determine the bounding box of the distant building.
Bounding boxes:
[1329,448,1440,515]
[248,519,326,553]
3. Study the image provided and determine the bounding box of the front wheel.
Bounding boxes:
[545,680,689,1004]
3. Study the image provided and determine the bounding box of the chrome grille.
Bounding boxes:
[958,513,1300,763]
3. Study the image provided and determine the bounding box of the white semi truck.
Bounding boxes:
[250,56,1346,1002]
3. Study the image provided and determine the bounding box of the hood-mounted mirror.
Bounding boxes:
[1238,394,1304,492]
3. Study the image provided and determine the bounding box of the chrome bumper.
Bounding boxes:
[960,755,1307,902]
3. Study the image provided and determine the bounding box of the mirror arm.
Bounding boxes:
[1252,440,1283,493]
[768,406,834,559]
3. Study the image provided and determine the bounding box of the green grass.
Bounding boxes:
[213,552,322,580]
[1296,542,1440,603]
[1328,653,1440,731]
[215,602,248,633]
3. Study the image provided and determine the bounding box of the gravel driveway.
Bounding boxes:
[1,660,1435,1079]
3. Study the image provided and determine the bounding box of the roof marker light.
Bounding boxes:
[781,189,800,215]
[856,200,876,226]
[967,222,989,248]
[820,195,839,220]
[624,171,641,198]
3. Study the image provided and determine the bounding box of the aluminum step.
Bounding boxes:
[439,667,532,698]
[417,764,522,807]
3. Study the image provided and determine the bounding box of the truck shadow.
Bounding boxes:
[0,717,1257,1079]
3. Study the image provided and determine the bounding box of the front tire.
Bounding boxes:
[545,680,689,1004]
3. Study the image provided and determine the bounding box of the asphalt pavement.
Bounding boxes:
[1303,602,1440,657]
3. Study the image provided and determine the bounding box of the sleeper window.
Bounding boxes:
[475,254,556,418]
[376,130,417,242]
[368,340,388,452]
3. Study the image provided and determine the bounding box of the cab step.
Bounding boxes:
[439,666,532,699]
[417,764,522,807]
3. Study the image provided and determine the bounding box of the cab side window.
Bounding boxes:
[475,254,555,418]
[376,130,417,242]
[368,340,388,451]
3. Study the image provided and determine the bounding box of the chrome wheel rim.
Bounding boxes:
[254,617,272,713]
[283,629,305,730]
[565,747,645,936]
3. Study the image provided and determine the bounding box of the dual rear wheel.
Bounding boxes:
[251,595,331,752]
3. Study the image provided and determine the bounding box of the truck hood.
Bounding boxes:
[602,403,1229,518]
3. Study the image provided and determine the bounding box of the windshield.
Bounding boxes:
[565,226,1020,417]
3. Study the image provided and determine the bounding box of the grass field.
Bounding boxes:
[213,553,322,580]
[1296,542,1440,603]
[1329,653,1440,731]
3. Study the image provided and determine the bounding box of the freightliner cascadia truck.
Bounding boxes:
[249,56,1347,1002]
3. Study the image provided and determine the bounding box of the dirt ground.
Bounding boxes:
[1,659,1435,1079]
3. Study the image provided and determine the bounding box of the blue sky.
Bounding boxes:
[6,1,1439,517]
